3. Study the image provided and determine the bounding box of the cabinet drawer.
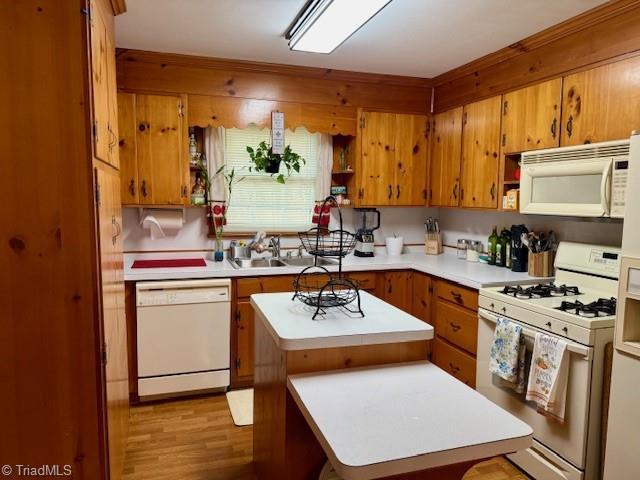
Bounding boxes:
[436,279,478,311]
[435,300,478,354]
[432,337,476,388]
[347,272,377,291]
[236,275,296,298]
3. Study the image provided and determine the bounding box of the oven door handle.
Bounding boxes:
[478,309,592,360]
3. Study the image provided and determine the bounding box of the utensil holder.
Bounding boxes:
[425,232,443,255]
[528,251,554,277]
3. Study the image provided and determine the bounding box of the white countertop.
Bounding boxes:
[124,251,550,289]
[287,361,533,480]
[250,291,433,351]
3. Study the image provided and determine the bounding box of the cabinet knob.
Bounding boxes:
[490,182,496,200]
[452,183,458,200]
[396,184,400,199]
[449,322,461,332]
[449,362,460,373]
[550,118,558,138]
[566,116,573,138]
[128,179,135,196]
[138,123,147,132]
[141,179,148,197]
[387,184,392,200]
[546,321,552,327]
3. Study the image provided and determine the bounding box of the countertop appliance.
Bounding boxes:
[603,131,640,479]
[520,139,630,218]
[354,208,380,257]
[477,241,620,480]
[136,279,231,400]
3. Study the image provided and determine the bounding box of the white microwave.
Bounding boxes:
[520,139,630,218]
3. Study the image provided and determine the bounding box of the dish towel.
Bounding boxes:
[526,332,570,424]
[489,318,527,393]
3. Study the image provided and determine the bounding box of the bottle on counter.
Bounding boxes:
[488,226,498,265]
[495,229,504,267]
[501,228,512,268]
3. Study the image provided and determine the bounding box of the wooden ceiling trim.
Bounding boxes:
[117,50,431,114]
[116,49,432,88]
[433,0,640,112]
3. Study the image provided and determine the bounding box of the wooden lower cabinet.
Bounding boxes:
[431,279,479,388]
[432,337,477,388]
[376,270,414,312]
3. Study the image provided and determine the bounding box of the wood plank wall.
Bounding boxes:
[116,50,432,133]
[0,1,106,478]
[432,0,640,112]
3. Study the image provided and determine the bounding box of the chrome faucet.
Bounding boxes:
[298,244,305,258]
[268,235,281,259]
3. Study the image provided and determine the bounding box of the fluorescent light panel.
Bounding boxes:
[289,0,392,54]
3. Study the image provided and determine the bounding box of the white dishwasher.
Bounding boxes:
[136,279,231,399]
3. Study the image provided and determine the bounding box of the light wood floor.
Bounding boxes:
[122,394,528,480]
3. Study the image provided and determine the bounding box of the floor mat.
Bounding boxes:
[225,389,253,426]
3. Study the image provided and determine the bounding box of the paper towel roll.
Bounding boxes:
[141,210,184,240]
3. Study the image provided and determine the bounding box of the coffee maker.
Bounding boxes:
[354,208,380,257]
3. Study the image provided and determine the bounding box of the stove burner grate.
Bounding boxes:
[555,297,617,317]
[501,283,581,299]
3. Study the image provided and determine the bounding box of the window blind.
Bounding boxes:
[224,125,320,232]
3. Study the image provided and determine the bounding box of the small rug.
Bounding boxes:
[225,389,253,426]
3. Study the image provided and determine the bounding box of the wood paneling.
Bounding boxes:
[561,55,640,145]
[502,78,562,153]
[134,94,187,205]
[429,107,463,207]
[394,114,428,205]
[117,50,432,114]
[118,93,138,203]
[359,111,397,206]
[121,394,525,480]
[433,1,640,111]
[460,96,501,209]
[188,94,357,135]
[0,1,105,477]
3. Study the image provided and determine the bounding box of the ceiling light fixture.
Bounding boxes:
[286,0,393,54]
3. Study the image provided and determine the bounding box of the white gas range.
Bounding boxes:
[477,242,621,480]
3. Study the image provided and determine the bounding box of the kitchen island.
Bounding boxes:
[251,291,531,480]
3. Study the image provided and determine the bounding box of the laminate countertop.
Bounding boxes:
[250,290,434,351]
[124,251,551,289]
[288,361,533,480]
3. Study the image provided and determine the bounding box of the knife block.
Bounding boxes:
[425,232,443,255]
[528,251,554,277]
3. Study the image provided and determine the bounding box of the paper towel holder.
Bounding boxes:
[137,206,186,225]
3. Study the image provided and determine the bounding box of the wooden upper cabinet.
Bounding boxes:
[90,0,118,168]
[358,111,428,206]
[502,78,562,153]
[394,114,428,205]
[118,93,138,204]
[359,111,396,206]
[562,56,640,146]
[460,96,501,209]
[429,107,463,207]
[134,94,188,205]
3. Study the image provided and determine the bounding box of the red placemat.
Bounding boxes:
[132,258,207,269]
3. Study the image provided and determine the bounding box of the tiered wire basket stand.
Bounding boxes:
[293,196,364,320]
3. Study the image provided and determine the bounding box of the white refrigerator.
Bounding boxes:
[603,130,640,480]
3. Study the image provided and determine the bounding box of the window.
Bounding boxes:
[223,125,321,232]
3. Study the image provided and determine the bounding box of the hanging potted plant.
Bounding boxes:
[246,141,305,184]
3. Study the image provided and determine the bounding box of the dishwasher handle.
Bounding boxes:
[136,279,231,307]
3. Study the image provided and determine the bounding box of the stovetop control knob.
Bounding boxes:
[489,303,495,309]
[546,321,552,327]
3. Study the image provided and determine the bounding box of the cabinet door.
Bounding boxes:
[411,272,432,323]
[502,78,562,153]
[135,94,186,205]
[429,107,463,207]
[235,301,255,379]
[562,56,640,146]
[105,31,119,169]
[118,93,138,204]
[95,165,129,480]
[394,114,428,205]
[90,0,111,165]
[380,271,413,312]
[460,96,501,209]
[359,111,396,206]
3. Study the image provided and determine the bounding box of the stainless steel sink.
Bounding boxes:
[283,257,338,267]
[228,258,288,269]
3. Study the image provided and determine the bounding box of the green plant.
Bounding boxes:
[209,165,245,241]
[246,141,305,184]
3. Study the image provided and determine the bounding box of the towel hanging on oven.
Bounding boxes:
[489,318,527,393]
